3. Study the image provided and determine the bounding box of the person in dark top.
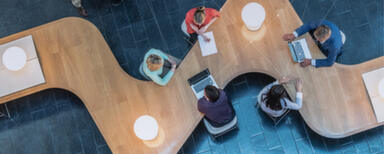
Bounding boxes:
[198,85,235,127]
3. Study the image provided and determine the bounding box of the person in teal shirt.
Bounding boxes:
[140,49,179,86]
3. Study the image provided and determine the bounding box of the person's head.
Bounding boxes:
[314,25,331,43]
[146,54,163,71]
[204,85,220,102]
[193,6,206,26]
[263,84,288,110]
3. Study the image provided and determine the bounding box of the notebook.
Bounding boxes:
[198,31,218,57]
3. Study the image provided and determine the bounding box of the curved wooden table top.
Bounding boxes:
[0,0,383,153]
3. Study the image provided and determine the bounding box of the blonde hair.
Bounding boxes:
[146,54,163,71]
[194,6,206,25]
[314,25,331,39]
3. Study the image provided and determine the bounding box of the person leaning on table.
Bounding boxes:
[259,76,303,117]
[283,20,343,68]
[141,48,178,86]
[185,6,220,42]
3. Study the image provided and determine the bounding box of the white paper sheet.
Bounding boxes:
[362,67,384,122]
[198,31,218,56]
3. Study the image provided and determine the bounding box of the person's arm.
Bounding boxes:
[148,69,174,86]
[285,78,303,110]
[190,23,210,41]
[295,20,323,37]
[283,93,302,110]
[312,47,338,67]
[189,23,200,34]
[197,98,208,114]
[199,17,218,33]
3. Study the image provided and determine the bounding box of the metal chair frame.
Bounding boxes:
[0,104,11,118]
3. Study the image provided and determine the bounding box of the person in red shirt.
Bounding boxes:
[185,7,220,42]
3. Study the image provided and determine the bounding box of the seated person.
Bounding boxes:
[198,85,235,127]
[141,48,178,86]
[185,6,220,42]
[283,20,343,68]
[259,76,303,117]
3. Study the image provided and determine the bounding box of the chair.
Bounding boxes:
[336,30,346,61]
[256,88,290,126]
[0,104,10,118]
[139,63,151,81]
[181,20,194,46]
[203,116,238,140]
[181,19,189,37]
[203,99,238,140]
[340,30,346,45]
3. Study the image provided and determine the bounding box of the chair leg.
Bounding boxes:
[5,104,10,118]
[0,104,10,118]
[183,36,194,46]
[210,134,217,142]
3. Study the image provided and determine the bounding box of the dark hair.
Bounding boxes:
[314,25,331,39]
[194,6,206,25]
[262,84,288,110]
[204,85,220,102]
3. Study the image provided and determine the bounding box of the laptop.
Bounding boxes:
[188,69,218,99]
[288,38,312,62]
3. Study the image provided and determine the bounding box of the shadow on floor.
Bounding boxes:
[0,89,111,154]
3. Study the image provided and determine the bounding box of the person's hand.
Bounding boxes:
[283,33,296,41]
[200,34,210,42]
[295,78,303,92]
[168,57,176,65]
[279,76,292,84]
[204,37,211,42]
[300,59,311,67]
[171,63,176,71]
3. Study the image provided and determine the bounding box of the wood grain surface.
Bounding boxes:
[0,0,383,153]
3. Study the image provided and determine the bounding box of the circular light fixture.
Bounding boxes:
[379,78,384,98]
[241,2,266,31]
[134,115,159,141]
[2,46,27,71]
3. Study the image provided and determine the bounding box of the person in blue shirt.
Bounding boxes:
[283,20,343,68]
[140,49,179,86]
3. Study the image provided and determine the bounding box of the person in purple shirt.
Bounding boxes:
[198,85,235,127]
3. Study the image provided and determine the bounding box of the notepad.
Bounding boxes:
[198,31,218,57]
[362,67,384,122]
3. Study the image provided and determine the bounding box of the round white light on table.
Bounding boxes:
[134,115,159,141]
[2,46,27,71]
[379,78,384,98]
[241,2,266,31]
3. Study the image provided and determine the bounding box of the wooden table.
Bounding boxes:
[0,0,383,153]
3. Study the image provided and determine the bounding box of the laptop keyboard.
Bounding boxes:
[294,42,305,61]
[193,77,214,93]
